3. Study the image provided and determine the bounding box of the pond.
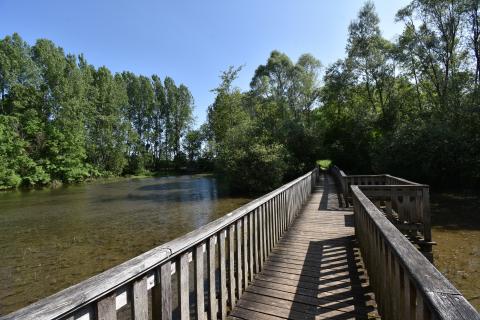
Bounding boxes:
[431,190,480,312]
[0,174,251,316]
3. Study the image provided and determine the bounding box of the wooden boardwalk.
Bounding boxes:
[3,168,477,320]
[229,174,379,320]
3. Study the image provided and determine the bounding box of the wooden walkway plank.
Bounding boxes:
[229,174,379,320]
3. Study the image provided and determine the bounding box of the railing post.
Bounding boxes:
[422,186,432,262]
[194,243,205,320]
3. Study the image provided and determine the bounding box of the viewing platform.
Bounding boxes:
[1,167,478,320]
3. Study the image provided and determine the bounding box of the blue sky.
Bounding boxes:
[0,0,410,126]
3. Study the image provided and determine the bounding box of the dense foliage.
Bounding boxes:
[205,55,324,194]
[0,34,196,189]
[205,0,480,193]
[321,0,480,187]
[2,0,479,192]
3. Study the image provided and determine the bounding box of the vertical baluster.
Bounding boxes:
[385,247,393,319]
[408,277,416,320]
[293,187,297,216]
[249,212,254,282]
[415,287,425,320]
[160,261,172,320]
[392,258,401,320]
[276,195,280,235]
[195,244,205,320]
[236,219,243,298]
[400,266,410,319]
[286,189,291,226]
[422,187,431,242]
[291,187,295,224]
[280,194,284,237]
[259,205,265,269]
[152,269,162,320]
[270,198,275,252]
[178,253,190,320]
[290,187,295,220]
[219,231,227,320]
[266,201,271,256]
[283,192,287,231]
[415,189,422,224]
[422,187,432,261]
[406,191,413,223]
[253,209,260,274]
[132,276,148,320]
[228,225,236,309]
[279,194,284,235]
[243,216,248,289]
[97,293,116,320]
[208,236,217,319]
[386,198,393,220]
[274,197,278,244]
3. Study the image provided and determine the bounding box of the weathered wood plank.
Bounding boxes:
[208,236,217,320]
[160,262,172,320]
[228,224,236,309]
[178,253,190,320]
[259,205,265,270]
[253,209,259,275]
[132,277,148,320]
[97,294,116,320]
[248,212,254,283]
[230,174,378,320]
[236,219,243,298]
[152,269,162,320]
[219,230,228,320]
[243,215,248,289]
[195,244,205,320]
[351,184,480,320]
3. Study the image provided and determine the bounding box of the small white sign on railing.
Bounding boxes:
[147,273,155,290]
[115,289,128,310]
[76,310,91,320]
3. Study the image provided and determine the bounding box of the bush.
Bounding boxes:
[217,120,287,194]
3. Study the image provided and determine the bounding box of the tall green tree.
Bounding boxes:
[32,39,89,182]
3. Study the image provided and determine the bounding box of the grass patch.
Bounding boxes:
[316,159,332,170]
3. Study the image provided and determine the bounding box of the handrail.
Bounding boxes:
[330,165,348,207]
[385,174,424,186]
[1,167,319,320]
[352,186,479,319]
[330,166,433,260]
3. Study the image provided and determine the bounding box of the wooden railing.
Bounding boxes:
[329,165,348,207]
[352,185,479,320]
[358,184,432,258]
[330,166,433,260]
[1,168,319,320]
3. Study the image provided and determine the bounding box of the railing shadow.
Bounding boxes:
[283,237,375,320]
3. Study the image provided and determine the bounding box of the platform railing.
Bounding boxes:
[352,185,479,320]
[330,166,432,260]
[0,168,319,320]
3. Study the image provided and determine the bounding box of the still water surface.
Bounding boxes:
[430,191,480,312]
[0,174,251,315]
[1,178,479,315]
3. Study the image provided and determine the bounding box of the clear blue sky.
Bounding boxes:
[0,0,409,126]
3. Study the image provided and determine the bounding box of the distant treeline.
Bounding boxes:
[2,0,479,192]
[204,0,480,193]
[0,34,203,189]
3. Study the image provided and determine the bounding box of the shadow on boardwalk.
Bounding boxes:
[230,174,379,320]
